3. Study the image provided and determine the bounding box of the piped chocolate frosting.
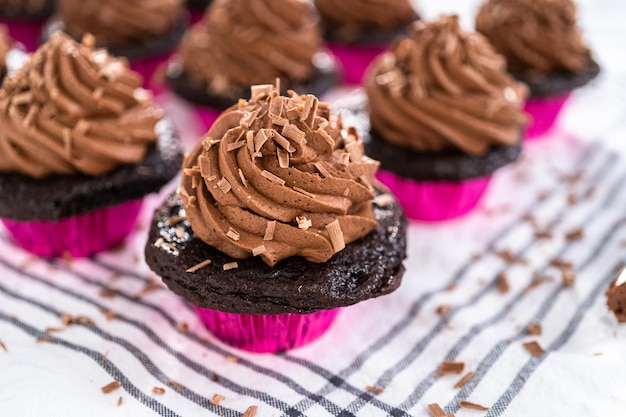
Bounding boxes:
[181,84,380,267]
[365,15,527,156]
[176,0,322,97]
[476,0,592,75]
[58,0,184,47]
[314,0,417,31]
[0,0,51,16]
[0,31,164,178]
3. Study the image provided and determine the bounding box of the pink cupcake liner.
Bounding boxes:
[523,93,571,140]
[194,306,340,352]
[0,17,45,52]
[327,43,387,85]
[2,199,143,258]
[129,52,173,92]
[376,169,491,221]
[189,9,205,24]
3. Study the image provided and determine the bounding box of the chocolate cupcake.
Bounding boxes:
[476,0,600,138]
[166,0,339,130]
[0,0,54,51]
[145,84,406,352]
[186,0,211,24]
[363,15,527,221]
[44,0,188,88]
[314,0,419,84]
[0,32,183,257]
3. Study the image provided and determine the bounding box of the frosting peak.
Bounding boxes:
[181,85,380,266]
[365,16,528,156]
[58,0,184,47]
[314,0,418,30]
[476,0,592,74]
[177,0,322,97]
[0,31,164,178]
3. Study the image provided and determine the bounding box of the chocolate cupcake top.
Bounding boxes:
[58,0,184,47]
[476,0,592,75]
[365,15,528,156]
[181,84,380,267]
[0,0,51,16]
[177,0,322,96]
[314,0,417,30]
[0,31,164,179]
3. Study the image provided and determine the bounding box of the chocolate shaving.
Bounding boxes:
[61,314,74,326]
[76,316,95,326]
[261,170,286,186]
[296,216,312,230]
[242,406,258,417]
[437,361,465,376]
[534,229,553,240]
[152,387,166,395]
[607,273,626,323]
[325,220,345,253]
[211,393,226,405]
[494,249,526,265]
[300,94,318,127]
[99,309,118,321]
[0,339,7,352]
[365,385,384,395]
[217,177,232,193]
[527,322,542,335]
[226,227,241,241]
[314,162,331,178]
[153,237,164,248]
[170,380,184,391]
[117,396,123,406]
[263,220,276,241]
[293,186,316,199]
[523,341,546,357]
[524,272,552,292]
[226,141,246,152]
[427,403,449,417]
[561,265,576,287]
[459,400,489,411]
[186,259,212,273]
[373,194,395,207]
[226,355,238,363]
[565,228,584,242]
[497,272,510,294]
[183,167,201,177]
[36,337,52,343]
[340,152,351,165]
[252,245,266,257]
[282,123,306,145]
[101,381,121,394]
[199,155,214,180]
[223,262,238,271]
[345,141,364,163]
[436,305,451,315]
[454,371,475,389]
[272,131,294,152]
[238,168,249,187]
[174,227,186,238]
[246,130,255,155]
[250,84,273,101]
[44,327,64,333]
[140,279,162,295]
[277,148,290,168]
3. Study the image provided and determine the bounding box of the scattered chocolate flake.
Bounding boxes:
[343,188,350,197]
[523,341,546,357]
[447,283,458,292]
[226,355,238,363]
[494,249,526,265]
[437,361,465,376]
[36,337,52,343]
[152,387,166,395]
[211,393,226,405]
[454,371,475,389]
[263,220,276,241]
[549,258,572,269]
[561,265,576,287]
[527,322,542,335]
[293,186,316,199]
[170,380,184,391]
[459,400,489,411]
[140,279,162,295]
[99,287,118,299]
[0,339,7,352]
[314,162,331,178]
[427,403,448,417]
[242,405,258,417]
[436,305,451,315]
[226,227,241,241]
[606,272,626,323]
[186,259,212,273]
[183,167,201,177]
[567,192,578,206]
[533,229,553,240]
[365,385,384,395]
[117,396,123,406]
[524,272,552,292]
[61,314,74,326]
[325,220,345,253]
[153,237,165,249]
[252,245,266,257]
[176,322,189,334]
[174,226,186,238]
[565,228,584,242]
[217,177,232,193]
[261,170,285,186]
[223,262,238,271]
[593,352,603,356]
[76,315,95,326]
[44,327,64,333]
[101,381,121,394]
[497,272,510,294]
[296,215,312,230]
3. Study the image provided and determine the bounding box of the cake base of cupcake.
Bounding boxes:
[2,199,142,258]
[165,50,340,129]
[376,170,491,221]
[194,307,340,352]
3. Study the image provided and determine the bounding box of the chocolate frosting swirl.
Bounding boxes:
[365,16,528,156]
[177,0,322,96]
[0,0,51,16]
[476,0,592,74]
[58,0,184,47]
[181,84,380,266]
[314,0,417,30]
[0,31,164,179]
[0,27,11,75]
